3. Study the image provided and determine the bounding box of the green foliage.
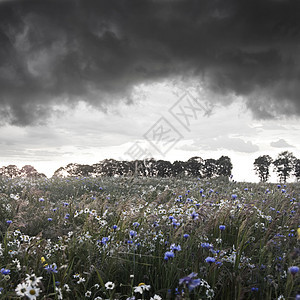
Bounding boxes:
[0,177,298,299]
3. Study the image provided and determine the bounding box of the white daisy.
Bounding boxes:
[105,281,115,290]
[25,274,43,287]
[24,285,40,300]
[15,282,28,297]
[150,295,162,300]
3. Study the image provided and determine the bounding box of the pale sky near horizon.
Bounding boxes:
[1,0,300,182]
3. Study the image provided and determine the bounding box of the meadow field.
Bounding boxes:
[0,176,299,299]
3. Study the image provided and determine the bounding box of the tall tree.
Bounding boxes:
[217,156,233,177]
[273,151,297,183]
[254,155,273,182]
[293,158,300,182]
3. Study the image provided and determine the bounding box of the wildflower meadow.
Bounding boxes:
[0,176,299,299]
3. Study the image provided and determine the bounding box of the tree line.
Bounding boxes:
[0,165,46,179]
[53,156,233,178]
[254,151,300,182]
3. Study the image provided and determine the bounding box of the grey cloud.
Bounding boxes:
[1,0,300,126]
[270,138,295,148]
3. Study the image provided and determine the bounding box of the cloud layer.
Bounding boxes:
[1,0,300,125]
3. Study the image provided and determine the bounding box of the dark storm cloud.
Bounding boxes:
[0,0,300,125]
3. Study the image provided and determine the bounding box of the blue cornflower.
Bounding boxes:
[205,256,216,264]
[164,251,175,261]
[170,244,181,252]
[44,264,58,274]
[288,266,299,275]
[133,222,140,227]
[0,268,10,275]
[251,287,259,292]
[6,220,12,224]
[65,213,70,219]
[231,194,237,200]
[277,185,281,188]
[39,198,45,202]
[173,222,180,228]
[112,225,118,230]
[179,272,201,291]
[48,218,52,221]
[260,264,266,270]
[129,230,137,238]
[201,243,213,250]
[63,202,69,206]
[191,211,199,220]
[183,234,190,239]
[101,237,109,245]
[219,225,226,231]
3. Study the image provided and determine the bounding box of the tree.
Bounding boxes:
[0,165,21,178]
[273,151,297,183]
[100,159,119,176]
[172,160,185,177]
[20,165,46,178]
[203,159,217,178]
[217,156,233,177]
[293,158,300,182]
[54,163,93,177]
[254,155,273,182]
[156,160,173,177]
[185,157,204,177]
[143,158,157,177]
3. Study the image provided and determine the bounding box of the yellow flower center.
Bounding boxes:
[29,289,36,295]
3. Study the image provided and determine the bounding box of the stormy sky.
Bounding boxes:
[0,0,300,181]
